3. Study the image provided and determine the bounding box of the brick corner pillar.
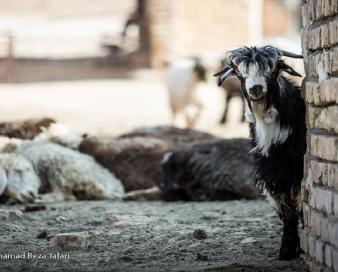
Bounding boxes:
[300,0,338,271]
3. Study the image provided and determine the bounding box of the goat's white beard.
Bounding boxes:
[246,106,291,156]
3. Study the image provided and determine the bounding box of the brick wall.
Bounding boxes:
[144,0,262,68]
[300,0,338,271]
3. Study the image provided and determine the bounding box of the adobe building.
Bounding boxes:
[142,0,299,68]
[300,0,338,271]
[0,0,299,81]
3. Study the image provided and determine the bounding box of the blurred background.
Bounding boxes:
[0,0,302,138]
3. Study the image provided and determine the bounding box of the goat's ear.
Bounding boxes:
[213,66,235,86]
[277,61,302,77]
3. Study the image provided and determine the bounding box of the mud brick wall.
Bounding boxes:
[144,0,261,68]
[300,0,338,271]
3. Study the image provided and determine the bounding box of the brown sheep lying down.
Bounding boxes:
[79,126,259,200]
[0,118,55,139]
[79,126,217,191]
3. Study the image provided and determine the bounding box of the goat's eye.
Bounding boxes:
[237,71,242,77]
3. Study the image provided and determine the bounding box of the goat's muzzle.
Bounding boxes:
[248,85,265,102]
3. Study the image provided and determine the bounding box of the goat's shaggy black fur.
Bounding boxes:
[251,76,306,260]
[215,46,306,260]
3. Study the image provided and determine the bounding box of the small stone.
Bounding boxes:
[53,232,87,250]
[0,209,23,219]
[119,256,133,262]
[196,253,208,261]
[37,230,49,239]
[24,204,46,212]
[193,229,207,240]
[240,237,257,244]
[55,216,67,223]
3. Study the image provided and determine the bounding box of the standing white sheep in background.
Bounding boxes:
[166,58,207,128]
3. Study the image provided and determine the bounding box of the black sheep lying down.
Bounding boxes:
[161,138,259,201]
[214,46,306,260]
[79,126,259,200]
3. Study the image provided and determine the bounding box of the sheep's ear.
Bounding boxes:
[277,61,302,77]
[194,62,207,81]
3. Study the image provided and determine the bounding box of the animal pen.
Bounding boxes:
[0,0,336,271]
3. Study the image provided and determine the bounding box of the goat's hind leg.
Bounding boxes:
[278,203,300,260]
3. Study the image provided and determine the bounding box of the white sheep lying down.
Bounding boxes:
[0,140,124,203]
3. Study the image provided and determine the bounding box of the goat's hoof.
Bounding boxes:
[278,247,299,260]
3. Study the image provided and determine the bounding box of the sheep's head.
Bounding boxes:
[214,46,303,106]
[0,154,40,203]
[193,58,208,82]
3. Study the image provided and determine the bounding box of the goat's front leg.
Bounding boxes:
[241,97,246,122]
[279,204,300,260]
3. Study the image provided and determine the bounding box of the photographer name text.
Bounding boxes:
[0,252,70,260]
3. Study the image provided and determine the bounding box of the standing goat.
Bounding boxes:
[166,58,207,128]
[215,46,306,260]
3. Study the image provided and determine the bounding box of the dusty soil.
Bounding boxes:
[0,200,307,272]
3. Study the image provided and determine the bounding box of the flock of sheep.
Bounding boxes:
[0,118,258,204]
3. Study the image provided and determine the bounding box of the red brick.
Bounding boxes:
[318,78,338,105]
[308,106,338,133]
[310,135,338,162]
[305,78,338,107]
[305,81,317,104]
[307,52,332,79]
[316,0,336,19]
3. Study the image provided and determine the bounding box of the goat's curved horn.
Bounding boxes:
[213,65,231,77]
[280,50,303,59]
[216,68,234,86]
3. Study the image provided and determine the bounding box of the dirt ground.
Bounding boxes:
[0,200,307,272]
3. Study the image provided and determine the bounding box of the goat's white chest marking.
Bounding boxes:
[249,106,291,156]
